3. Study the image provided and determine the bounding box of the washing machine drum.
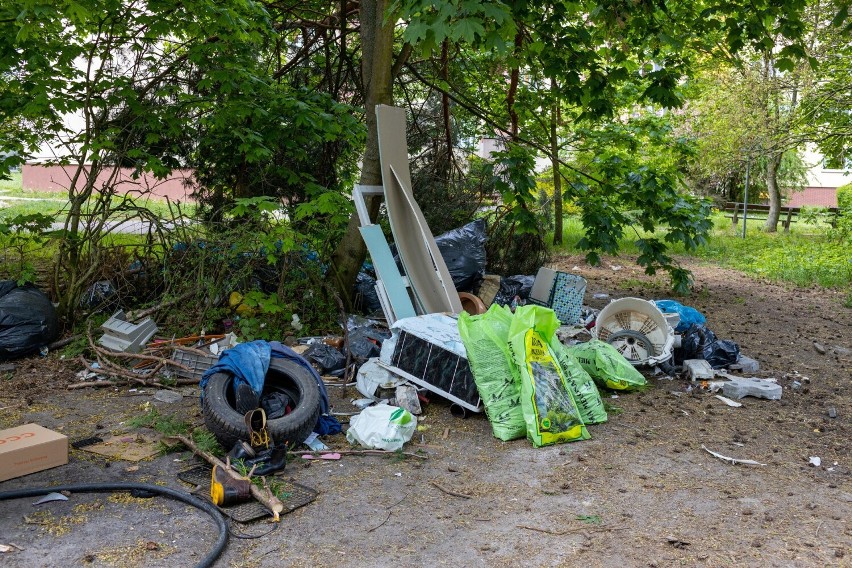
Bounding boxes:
[593,297,675,366]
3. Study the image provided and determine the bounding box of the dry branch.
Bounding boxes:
[173,434,284,522]
[430,480,472,499]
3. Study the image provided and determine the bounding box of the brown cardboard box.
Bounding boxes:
[0,423,68,482]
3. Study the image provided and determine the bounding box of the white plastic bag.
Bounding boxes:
[345,404,417,451]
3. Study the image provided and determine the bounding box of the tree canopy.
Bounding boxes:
[1,0,848,325]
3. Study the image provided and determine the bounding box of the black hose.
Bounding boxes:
[0,482,228,568]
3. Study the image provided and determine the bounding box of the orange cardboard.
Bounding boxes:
[0,423,68,482]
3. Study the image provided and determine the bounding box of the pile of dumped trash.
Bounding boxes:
[303,250,772,450]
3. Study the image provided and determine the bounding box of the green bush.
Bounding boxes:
[838,183,852,212]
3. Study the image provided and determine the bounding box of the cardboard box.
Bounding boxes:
[0,423,68,482]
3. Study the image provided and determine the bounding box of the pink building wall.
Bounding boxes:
[22,164,198,202]
[785,187,838,208]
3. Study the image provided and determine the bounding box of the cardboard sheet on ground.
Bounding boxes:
[80,433,162,461]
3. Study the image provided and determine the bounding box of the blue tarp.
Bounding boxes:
[654,299,706,333]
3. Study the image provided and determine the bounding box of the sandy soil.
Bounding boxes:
[0,255,849,567]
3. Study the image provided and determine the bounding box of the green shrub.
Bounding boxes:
[837,183,852,212]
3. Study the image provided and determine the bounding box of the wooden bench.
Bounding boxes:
[722,202,840,232]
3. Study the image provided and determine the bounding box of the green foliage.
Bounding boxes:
[482,144,551,275]
[126,407,190,437]
[191,428,225,457]
[566,118,711,293]
[695,217,852,290]
[576,514,602,525]
[837,183,852,212]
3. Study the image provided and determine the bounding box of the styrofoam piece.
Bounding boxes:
[729,355,760,373]
[376,105,463,315]
[721,377,782,400]
[98,310,157,353]
[684,359,714,381]
[594,297,674,366]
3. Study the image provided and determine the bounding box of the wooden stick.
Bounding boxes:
[290,449,428,460]
[517,524,567,535]
[172,435,284,522]
[368,510,392,533]
[126,290,194,322]
[67,380,118,390]
[430,480,472,499]
[517,524,630,536]
[47,335,81,351]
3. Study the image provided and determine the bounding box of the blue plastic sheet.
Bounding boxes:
[654,299,706,332]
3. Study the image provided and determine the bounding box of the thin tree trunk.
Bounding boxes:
[551,80,562,246]
[764,152,783,232]
[329,0,396,308]
[506,32,523,140]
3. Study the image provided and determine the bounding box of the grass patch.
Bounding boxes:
[0,172,195,222]
[126,406,190,437]
[552,212,852,297]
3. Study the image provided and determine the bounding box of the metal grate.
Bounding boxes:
[177,464,318,523]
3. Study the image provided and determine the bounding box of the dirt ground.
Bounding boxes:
[0,255,850,568]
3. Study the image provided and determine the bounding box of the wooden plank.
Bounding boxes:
[375,104,462,315]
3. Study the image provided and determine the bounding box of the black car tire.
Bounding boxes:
[202,358,321,450]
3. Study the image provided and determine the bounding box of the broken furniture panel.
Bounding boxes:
[527,267,587,325]
[358,224,417,324]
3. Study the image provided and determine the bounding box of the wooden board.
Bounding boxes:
[375,105,462,315]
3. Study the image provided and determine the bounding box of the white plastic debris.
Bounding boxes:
[714,395,743,407]
[702,445,766,466]
[33,493,68,505]
[809,456,822,467]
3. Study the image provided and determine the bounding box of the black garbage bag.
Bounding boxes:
[304,343,346,376]
[704,339,740,369]
[675,324,740,369]
[344,315,391,361]
[434,219,488,292]
[79,280,118,311]
[0,281,59,359]
[353,272,382,314]
[492,274,535,307]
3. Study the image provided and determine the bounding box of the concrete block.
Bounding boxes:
[684,359,714,381]
[728,355,760,373]
[721,377,782,400]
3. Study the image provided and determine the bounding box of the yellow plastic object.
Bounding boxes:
[210,465,225,506]
[229,291,256,317]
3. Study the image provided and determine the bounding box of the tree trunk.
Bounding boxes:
[764,152,783,232]
[550,81,562,246]
[329,0,395,307]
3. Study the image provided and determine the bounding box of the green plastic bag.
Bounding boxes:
[569,339,647,391]
[549,339,607,424]
[508,305,589,447]
[458,304,526,441]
